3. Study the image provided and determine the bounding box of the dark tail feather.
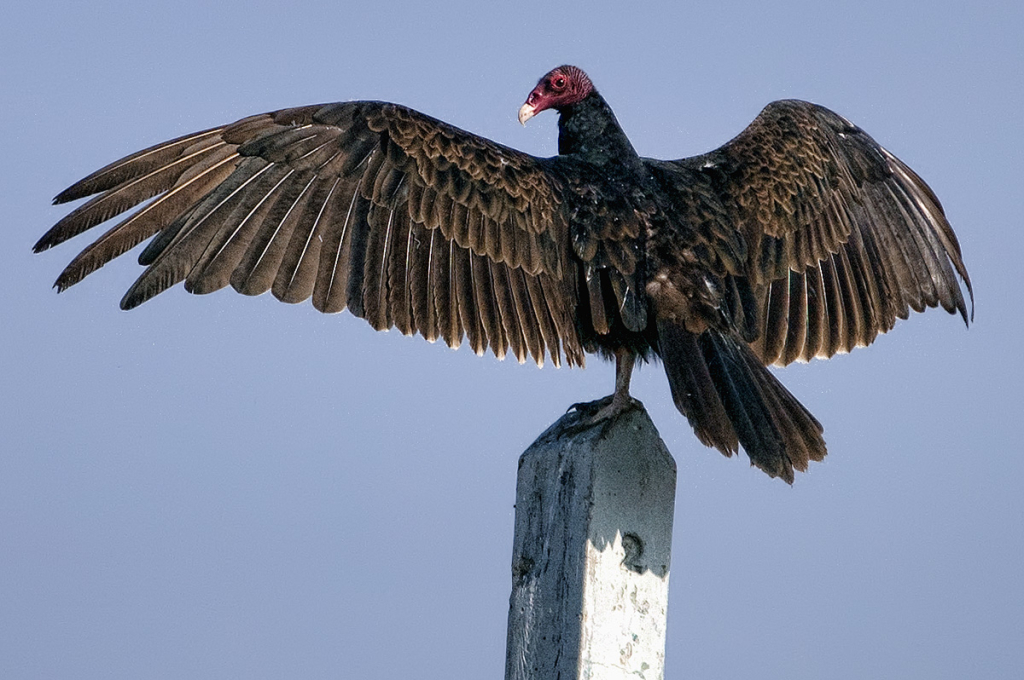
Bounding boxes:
[658,321,825,483]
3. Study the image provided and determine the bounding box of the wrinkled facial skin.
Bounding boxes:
[518,66,593,125]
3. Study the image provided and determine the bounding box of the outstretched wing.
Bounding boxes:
[36,102,585,367]
[653,99,973,366]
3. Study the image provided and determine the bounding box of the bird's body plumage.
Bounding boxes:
[37,66,972,482]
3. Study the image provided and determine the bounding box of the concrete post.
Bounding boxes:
[505,404,677,680]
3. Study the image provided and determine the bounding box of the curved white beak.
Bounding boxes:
[518,103,537,126]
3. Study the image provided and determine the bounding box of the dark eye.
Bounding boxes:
[553,77,566,89]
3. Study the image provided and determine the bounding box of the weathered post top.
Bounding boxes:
[505,403,677,680]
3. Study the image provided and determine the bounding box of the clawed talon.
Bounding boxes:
[567,397,609,421]
[563,393,642,439]
[567,395,613,416]
[570,394,640,422]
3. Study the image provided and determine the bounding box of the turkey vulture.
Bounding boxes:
[36,65,972,483]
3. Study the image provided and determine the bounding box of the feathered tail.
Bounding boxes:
[658,321,825,483]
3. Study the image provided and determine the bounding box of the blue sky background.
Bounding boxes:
[2,1,1022,678]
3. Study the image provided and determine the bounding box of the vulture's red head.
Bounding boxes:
[518,65,594,125]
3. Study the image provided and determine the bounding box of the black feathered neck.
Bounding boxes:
[557,91,640,167]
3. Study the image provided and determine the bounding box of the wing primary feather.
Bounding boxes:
[880,183,939,310]
[38,140,233,252]
[51,147,240,290]
[121,158,278,309]
[272,174,339,304]
[885,179,963,316]
[853,195,913,323]
[137,157,270,267]
[848,201,901,334]
[309,176,358,313]
[185,166,296,295]
[887,153,973,319]
[52,128,225,206]
[232,174,320,297]
[316,178,364,312]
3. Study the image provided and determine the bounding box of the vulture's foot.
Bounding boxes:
[566,393,643,437]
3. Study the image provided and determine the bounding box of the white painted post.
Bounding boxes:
[505,404,676,680]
